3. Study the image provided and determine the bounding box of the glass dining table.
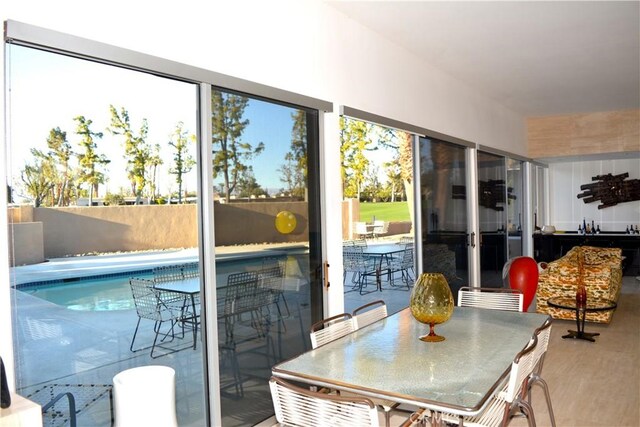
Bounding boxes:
[272,307,550,422]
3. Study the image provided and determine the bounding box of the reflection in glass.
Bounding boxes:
[506,158,524,259]
[210,89,321,426]
[7,45,204,426]
[419,137,468,296]
[477,151,507,286]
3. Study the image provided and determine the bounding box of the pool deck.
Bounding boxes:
[10,243,310,286]
[9,240,414,426]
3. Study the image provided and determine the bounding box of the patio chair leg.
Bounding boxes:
[129,317,143,352]
[529,375,556,427]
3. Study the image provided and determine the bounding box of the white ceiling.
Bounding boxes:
[327,1,640,117]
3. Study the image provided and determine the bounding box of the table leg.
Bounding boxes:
[562,307,600,342]
[190,295,198,349]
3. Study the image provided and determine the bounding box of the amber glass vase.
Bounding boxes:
[410,273,454,342]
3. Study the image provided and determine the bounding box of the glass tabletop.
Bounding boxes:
[273,307,549,416]
[547,296,617,311]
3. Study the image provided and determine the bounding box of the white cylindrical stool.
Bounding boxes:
[113,365,178,427]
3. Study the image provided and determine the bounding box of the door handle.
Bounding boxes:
[323,261,330,289]
[470,232,476,248]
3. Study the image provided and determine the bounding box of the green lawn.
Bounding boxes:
[358,201,411,222]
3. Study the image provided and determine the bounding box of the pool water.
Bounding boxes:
[23,273,153,311]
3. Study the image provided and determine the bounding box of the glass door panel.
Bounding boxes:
[340,117,415,315]
[7,44,205,426]
[419,137,468,299]
[210,89,322,426]
[477,151,507,286]
[506,158,524,259]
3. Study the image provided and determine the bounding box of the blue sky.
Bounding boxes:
[7,44,298,202]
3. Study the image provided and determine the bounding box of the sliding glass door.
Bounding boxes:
[210,88,323,426]
[419,137,469,298]
[506,158,524,259]
[6,44,206,426]
[477,151,507,286]
[6,41,325,427]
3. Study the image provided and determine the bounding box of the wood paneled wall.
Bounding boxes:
[527,109,640,159]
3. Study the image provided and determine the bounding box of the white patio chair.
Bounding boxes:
[310,311,399,426]
[528,317,556,427]
[129,278,186,358]
[310,313,355,349]
[458,287,524,312]
[353,300,388,330]
[269,376,379,427]
[354,221,374,239]
[440,336,539,427]
[372,220,389,239]
[113,365,177,427]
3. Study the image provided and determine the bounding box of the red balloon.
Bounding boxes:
[508,257,539,311]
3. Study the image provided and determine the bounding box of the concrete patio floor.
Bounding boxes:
[10,243,418,426]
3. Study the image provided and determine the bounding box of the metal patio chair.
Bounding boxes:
[458,286,524,312]
[259,257,290,321]
[387,245,414,289]
[309,313,355,349]
[439,336,539,427]
[269,376,380,427]
[129,278,186,358]
[343,244,378,294]
[371,220,389,239]
[352,300,388,330]
[353,221,374,239]
[528,317,556,427]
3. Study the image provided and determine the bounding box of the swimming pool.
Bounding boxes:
[18,251,307,312]
[22,273,153,311]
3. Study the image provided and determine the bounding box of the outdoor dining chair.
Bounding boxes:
[152,263,200,312]
[458,287,524,312]
[259,257,290,321]
[353,221,374,239]
[528,317,556,427]
[439,336,540,427]
[388,245,415,289]
[309,313,355,349]
[352,300,388,330]
[372,220,389,239]
[343,244,378,294]
[269,376,380,427]
[129,278,186,358]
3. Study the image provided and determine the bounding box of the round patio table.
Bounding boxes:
[547,296,617,342]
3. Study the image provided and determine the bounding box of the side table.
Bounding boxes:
[547,296,617,342]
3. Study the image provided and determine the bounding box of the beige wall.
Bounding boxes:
[527,109,640,158]
[9,202,310,260]
[8,222,44,266]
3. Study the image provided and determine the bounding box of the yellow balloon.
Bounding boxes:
[275,211,297,234]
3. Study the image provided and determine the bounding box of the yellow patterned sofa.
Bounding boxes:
[536,245,623,323]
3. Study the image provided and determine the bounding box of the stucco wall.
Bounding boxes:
[7,222,45,265]
[21,202,308,259]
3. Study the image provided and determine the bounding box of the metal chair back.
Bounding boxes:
[310,313,355,349]
[130,278,162,320]
[353,300,388,330]
[458,287,524,312]
[269,376,378,427]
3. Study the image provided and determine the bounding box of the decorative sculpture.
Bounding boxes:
[507,257,539,312]
[453,180,516,211]
[577,172,640,209]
